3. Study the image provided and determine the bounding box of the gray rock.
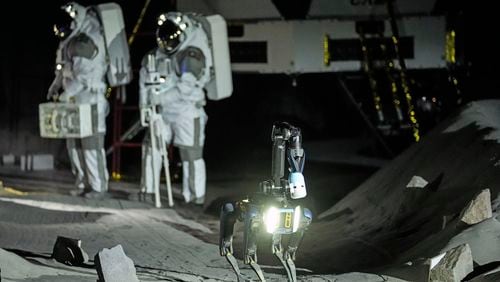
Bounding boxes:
[492,193,500,212]
[406,176,429,189]
[459,189,492,225]
[51,236,89,266]
[442,218,500,265]
[95,244,139,282]
[429,244,473,282]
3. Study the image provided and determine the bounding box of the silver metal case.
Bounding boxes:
[39,103,97,138]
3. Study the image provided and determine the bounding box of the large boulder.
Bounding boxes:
[429,244,473,282]
[459,189,492,225]
[442,217,500,265]
[94,244,139,282]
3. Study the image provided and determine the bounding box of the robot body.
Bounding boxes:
[219,122,312,282]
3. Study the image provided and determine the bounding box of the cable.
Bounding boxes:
[128,0,152,45]
[359,29,385,124]
[387,0,420,142]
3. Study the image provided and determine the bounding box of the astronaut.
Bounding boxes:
[138,12,213,205]
[48,2,109,199]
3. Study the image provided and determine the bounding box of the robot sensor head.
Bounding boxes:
[288,172,307,199]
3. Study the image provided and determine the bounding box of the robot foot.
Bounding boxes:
[284,255,297,282]
[225,253,246,282]
[273,250,297,282]
[248,258,266,282]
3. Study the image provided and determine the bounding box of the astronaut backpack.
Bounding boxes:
[190,14,233,101]
[93,3,132,87]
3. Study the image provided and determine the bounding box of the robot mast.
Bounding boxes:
[270,122,306,199]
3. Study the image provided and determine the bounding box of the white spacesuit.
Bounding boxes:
[48,2,109,198]
[139,12,213,205]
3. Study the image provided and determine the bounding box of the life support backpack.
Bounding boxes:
[190,13,233,101]
[93,2,132,87]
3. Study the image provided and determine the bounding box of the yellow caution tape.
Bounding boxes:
[3,187,29,196]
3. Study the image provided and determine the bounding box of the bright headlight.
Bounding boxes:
[263,207,280,233]
[293,206,301,232]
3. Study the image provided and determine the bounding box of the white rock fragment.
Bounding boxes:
[459,189,492,225]
[429,244,473,282]
[406,176,429,189]
[95,245,139,282]
[430,253,446,270]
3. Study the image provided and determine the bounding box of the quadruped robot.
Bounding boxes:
[219,122,312,282]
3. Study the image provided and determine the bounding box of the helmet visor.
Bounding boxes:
[156,20,183,53]
[54,8,74,39]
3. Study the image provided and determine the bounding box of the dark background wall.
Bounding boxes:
[0,0,497,174]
